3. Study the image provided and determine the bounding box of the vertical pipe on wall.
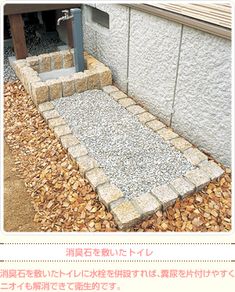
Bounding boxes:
[71,8,85,72]
[126,7,131,95]
[170,24,184,126]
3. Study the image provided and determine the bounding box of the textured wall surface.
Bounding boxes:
[83,4,98,56]
[83,4,129,91]
[172,27,231,166]
[82,5,231,166]
[128,10,182,125]
[83,19,97,56]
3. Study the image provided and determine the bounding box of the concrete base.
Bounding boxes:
[39,67,76,81]
[57,45,69,51]
[8,55,32,67]
[8,56,16,68]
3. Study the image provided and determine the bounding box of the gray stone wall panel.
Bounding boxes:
[128,10,182,125]
[172,26,231,166]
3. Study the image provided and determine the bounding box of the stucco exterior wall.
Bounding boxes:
[128,10,182,125]
[83,4,129,91]
[171,27,231,166]
[82,4,231,166]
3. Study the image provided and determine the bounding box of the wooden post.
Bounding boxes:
[66,18,74,48]
[8,14,28,59]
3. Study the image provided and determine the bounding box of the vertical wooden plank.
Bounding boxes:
[66,18,74,48]
[8,14,28,59]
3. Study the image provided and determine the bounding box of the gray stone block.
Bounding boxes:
[170,176,195,199]
[31,82,49,105]
[61,50,74,68]
[198,160,224,180]
[126,105,146,115]
[137,112,156,124]
[60,134,79,149]
[76,155,99,176]
[157,128,179,141]
[28,76,41,96]
[98,67,112,87]
[110,91,127,100]
[118,97,136,108]
[97,182,124,209]
[110,198,142,229]
[42,109,60,121]
[184,148,208,165]
[48,117,66,129]
[68,144,88,159]
[38,102,54,113]
[46,79,62,100]
[185,168,210,191]
[170,137,192,152]
[85,168,109,190]
[151,184,178,210]
[60,76,75,97]
[103,85,119,94]
[85,70,100,90]
[73,72,88,93]
[54,125,72,138]
[39,53,51,72]
[146,119,166,132]
[50,51,63,70]
[131,192,161,217]
[26,56,39,71]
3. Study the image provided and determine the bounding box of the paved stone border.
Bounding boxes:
[38,102,126,227]
[12,50,112,106]
[37,85,224,230]
[34,78,226,230]
[100,86,225,228]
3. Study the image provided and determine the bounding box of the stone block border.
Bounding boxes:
[37,83,224,230]
[102,85,224,225]
[12,50,112,106]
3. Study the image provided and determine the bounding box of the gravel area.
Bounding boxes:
[4,47,17,82]
[4,81,231,232]
[4,24,64,82]
[52,90,194,199]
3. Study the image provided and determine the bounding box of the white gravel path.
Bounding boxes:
[52,90,194,198]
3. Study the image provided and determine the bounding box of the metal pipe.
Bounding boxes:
[57,10,73,26]
[70,8,85,72]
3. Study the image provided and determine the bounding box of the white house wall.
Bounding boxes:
[128,9,182,125]
[171,26,231,166]
[82,4,231,166]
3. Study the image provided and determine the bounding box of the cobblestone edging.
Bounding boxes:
[37,85,224,230]
[12,50,112,106]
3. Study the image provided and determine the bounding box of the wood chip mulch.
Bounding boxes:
[4,81,232,232]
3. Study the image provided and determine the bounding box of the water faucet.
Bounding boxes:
[57,10,73,25]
